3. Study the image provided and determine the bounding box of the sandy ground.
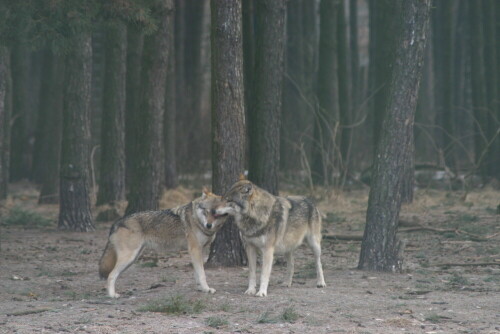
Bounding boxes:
[1,182,499,333]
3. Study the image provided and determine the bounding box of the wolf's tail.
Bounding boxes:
[99,240,117,279]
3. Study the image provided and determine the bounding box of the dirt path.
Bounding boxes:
[1,184,499,333]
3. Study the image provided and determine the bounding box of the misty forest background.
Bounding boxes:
[0,0,499,267]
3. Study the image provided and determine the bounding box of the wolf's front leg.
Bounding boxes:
[188,237,215,294]
[244,243,257,295]
[256,247,274,297]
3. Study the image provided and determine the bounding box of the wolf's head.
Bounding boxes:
[193,188,229,231]
[221,180,255,214]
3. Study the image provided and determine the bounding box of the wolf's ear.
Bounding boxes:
[202,187,210,198]
[239,173,246,181]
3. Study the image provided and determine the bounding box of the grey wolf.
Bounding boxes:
[99,189,228,298]
[216,179,326,297]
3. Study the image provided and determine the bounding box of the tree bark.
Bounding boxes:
[0,46,11,200]
[96,22,127,206]
[9,42,30,181]
[124,25,144,192]
[125,0,173,215]
[58,32,94,232]
[311,0,340,186]
[208,0,247,267]
[337,0,352,177]
[431,0,456,170]
[248,0,286,195]
[37,51,64,204]
[358,0,431,272]
[469,2,488,179]
[164,11,178,189]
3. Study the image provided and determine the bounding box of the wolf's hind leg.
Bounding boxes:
[306,233,326,288]
[281,252,295,287]
[107,243,143,298]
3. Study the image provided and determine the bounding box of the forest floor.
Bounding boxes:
[1,181,499,334]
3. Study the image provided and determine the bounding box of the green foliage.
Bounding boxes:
[138,295,205,315]
[2,207,52,228]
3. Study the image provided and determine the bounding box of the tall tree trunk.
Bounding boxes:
[337,0,352,177]
[0,46,11,200]
[125,0,173,215]
[96,22,127,206]
[124,26,144,192]
[311,0,340,186]
[242,0,255,139]
[208,0,247,267]
[58,32,94,232]
[431,0,456,170]
[469,2,488,179]
[164,12,178,189]
[358,0,431,272]
[482,0,499,178]
[349,0,360,112]
[281,0,305,172]
[248,0,286,195]
[9,42,30,181]
[37,51,64,204]
[369,0,399,154]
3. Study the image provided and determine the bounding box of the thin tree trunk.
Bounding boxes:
[0,46,11,199]
[358,0,431,272]
[312,0,340,186]
[248,0,286,195]
[38,51,64,204]
[349,0,360,112]
[164,10,178,189]
[96,22,126,206]
[482,0,499,178]
[208,0,247,267]
[469,2,488,179]
[58,32,94,232]
[337,0,352,177]
[125,1,173,215]
[124,26,144,192]
[9,42,30,181]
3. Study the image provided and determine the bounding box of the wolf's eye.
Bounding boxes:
[242,185,251,194]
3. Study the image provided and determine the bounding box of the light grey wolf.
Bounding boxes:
[216,179,326,297]
[98,189,228,298]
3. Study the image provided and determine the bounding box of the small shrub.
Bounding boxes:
[281,306,299,323]
[140,260,158,268]
[138,295,205,315]
[206,316,228,328]
[257,310,277,324]
[2,207,52,228]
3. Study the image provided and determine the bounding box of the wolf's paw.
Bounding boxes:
[244,287,256,295]
[281,281,292,288]
[109,292,120,298]
[316,281,326,288]
[255,290,267,297]
[198,286,216,294]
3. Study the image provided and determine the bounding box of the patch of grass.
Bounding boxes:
[219,303,231,312]
[324,212,346,224]
[2,207,52,228]
[206,316,228,328]
[80,249,92,255]
[257,310,277,324]
[447,273,470,286]
[456,213,479,223]
[281,306,300,323]
[425,313,445,323]
[295,261,316,279]
[138,295,205,315]
[483,274,500,283]
[60,270,78,277]
[140,260,158,268]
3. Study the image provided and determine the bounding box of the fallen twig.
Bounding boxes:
[434,262,500,267]
[6,308,51,316]
[323,234,363,241]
